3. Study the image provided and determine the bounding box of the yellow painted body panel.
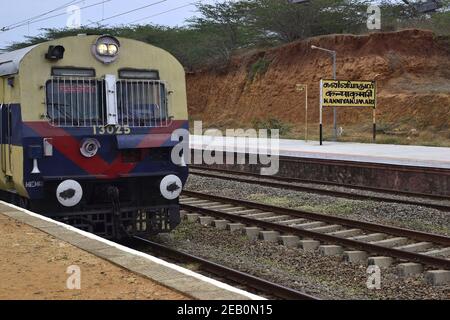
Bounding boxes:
[0,78,4,102]
[0,143,12,190]
[1,75,21,103]
[11,145,26,196]
[0,35,188,198]
[0,77,23,193]
[19,35,188,122]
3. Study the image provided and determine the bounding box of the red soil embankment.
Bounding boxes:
[187,29,450,134]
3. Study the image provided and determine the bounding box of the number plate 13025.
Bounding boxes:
[93,125,131,135]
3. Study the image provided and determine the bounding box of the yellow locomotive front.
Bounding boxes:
[0,35,189,238]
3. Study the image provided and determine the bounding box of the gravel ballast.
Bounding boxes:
[148,174,450,299]
[186,174,450,236]
[151,221,449,300]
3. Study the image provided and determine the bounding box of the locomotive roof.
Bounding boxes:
[0,45,38,77]
[0,35,177,78]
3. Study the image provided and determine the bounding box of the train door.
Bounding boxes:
[0,103,3,174]
[0,103,12,177]
[0,76,13,178]
[0,79,3,176]
[5,104,12,177]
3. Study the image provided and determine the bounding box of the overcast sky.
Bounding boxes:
[0,0,221,49]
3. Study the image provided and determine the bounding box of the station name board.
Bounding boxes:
[321,80,376,108]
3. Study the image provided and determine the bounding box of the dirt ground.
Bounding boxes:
[0,215,188,300]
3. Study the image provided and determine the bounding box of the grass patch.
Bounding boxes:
[403,219,450,236]
[248,57,271,82]
[249,194,293,207]
[251,118,292,136]
[170,221,198,241]
[297,200,359,216]
[250,194,359,216]
[184,262,201,271]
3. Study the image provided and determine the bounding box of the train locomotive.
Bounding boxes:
[0,35,189,238]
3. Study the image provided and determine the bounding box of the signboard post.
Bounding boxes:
[319,79,377,146]
[319,80,323,145]
[373,107,377,142]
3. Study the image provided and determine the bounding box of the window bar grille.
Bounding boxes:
[147,81,152,127]
[117,79,169,127]
[155,81,160,127]
[131,81,135,126]
[47,77,169,128]
[139,80,142,127]
[51,77,54,124]
[67,77,71,127]
[143,81,147,127]
[101,79,105,126]
[47,77,103,127]
[88,78,92,127]
[165,84,169,127]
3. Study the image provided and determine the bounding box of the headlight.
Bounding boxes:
[108,44,118,55]
[92,35,120,64]
[97,43,108,55]
[80,138,100,158]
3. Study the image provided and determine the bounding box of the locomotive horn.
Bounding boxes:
[31,159,40,174]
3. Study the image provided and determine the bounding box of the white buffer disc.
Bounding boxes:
[160,175,182,200]
[56,180,83,207]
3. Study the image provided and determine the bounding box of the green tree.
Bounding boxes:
[251,0,370,43]
[187,1,260,63]
[3,0,448,68]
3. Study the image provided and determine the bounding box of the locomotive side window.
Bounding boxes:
[46,78,106,127]
[116,80,169,127]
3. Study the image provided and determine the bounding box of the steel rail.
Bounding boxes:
[189,168,450,212]
[181,192,450,269]
[190,165,450,202]
[183,191,450,246]
[132,237,319,300]
[279,156,450,176]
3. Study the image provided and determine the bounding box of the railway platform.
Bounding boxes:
[189,135,450,197]
[0,201,262,300]
[190,135,450,169]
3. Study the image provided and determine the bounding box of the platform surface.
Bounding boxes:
[0,202,262,300]
[190,135,450,169]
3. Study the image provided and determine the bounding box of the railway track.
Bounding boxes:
[180,191,450,270]
[131,236,318,300]
[188,149,450,200]
[189,166,450,211]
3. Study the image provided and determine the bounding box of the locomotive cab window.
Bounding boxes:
[116,80,169,127]
[46,78,106,127]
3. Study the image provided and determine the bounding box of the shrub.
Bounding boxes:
[248,57,271,82]
[251,118,292,136]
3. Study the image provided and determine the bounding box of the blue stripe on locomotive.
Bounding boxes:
[19,115,189,200]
